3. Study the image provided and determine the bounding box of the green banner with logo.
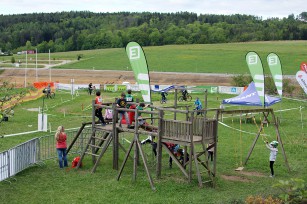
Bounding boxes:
[267,53,283,97]
[126,42,151,103]
[246,51,265,106]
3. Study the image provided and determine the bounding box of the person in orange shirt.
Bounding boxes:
[55,126,68,168]
[95,91,106,126]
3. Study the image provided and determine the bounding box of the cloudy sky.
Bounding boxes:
[0,0,305,19]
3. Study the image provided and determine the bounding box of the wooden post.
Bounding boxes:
[244,122,263,165]
[112,103,118,170]
[66,122,90,154]
[174,88,178,120]
[91,100,96,164]
[270,110,291,172]
[156,109,164,179]
[133,108,139,181]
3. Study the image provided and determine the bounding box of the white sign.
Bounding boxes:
[38,113,48,132]
[296,71,307,94]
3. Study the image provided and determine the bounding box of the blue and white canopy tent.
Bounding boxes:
[222,82,281,107]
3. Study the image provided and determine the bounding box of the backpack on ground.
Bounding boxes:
[72,156,82,168]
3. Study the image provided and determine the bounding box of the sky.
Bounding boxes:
[0,0,305,19]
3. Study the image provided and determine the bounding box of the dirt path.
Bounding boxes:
[0,68,233,87]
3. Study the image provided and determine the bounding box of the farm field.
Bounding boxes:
[0,41,306,87]
[0,89,306,203]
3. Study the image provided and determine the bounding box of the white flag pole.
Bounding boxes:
[25,51,28,87]
[49,49,51,82]
[35,48,38,82]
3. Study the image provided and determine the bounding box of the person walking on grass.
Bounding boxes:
[265,140,278,177]
[88,83,93,95]
[55,126,68,168]
[95,91,106,126]
[117,92,131,128]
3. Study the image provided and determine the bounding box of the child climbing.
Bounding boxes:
[265,140,278,177]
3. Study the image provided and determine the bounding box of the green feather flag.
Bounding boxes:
[126,42,151,103]
[246,51,265,107]
[267,53,283,97]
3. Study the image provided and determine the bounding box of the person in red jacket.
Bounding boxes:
[55,125,68,168]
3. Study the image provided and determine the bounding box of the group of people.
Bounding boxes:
[93,89,135,128]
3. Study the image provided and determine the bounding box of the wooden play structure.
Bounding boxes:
[67,87,218,190]
[67,86,290,190]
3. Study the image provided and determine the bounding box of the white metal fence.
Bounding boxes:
[0,127,92,182]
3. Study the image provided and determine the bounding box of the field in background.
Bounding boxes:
[1,41,306,75]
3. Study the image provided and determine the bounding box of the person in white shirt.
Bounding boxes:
[265,140,278,177]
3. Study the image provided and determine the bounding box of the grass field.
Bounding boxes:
[2,41,307,75]
[0,89,306,203]
[1,41,306,203]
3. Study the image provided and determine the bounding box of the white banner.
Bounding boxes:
[55,83,101,91]
[296,71,307,94]
[218,86,245,95]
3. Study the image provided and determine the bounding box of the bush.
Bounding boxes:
[231,74,252,87]
[245,195,282,204]
[11,56,15,64]
[265,76,277,95]
[273,178,307,204]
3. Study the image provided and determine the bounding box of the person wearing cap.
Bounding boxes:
[194,97,202,115]
[265,140,278,177]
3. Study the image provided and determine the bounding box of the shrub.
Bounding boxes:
[245,195,282,204]
[231,74,252,87]
[273,178,307,204]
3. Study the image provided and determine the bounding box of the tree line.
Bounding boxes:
[0,11,307,53]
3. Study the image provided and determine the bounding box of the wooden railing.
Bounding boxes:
[162,119,192,143]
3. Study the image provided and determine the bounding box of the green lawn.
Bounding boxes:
[56,41,307,75]
[3,41,307,75]
[0,89,306,203]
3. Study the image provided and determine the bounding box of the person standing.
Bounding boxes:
[88,83,93,95]
[136,102,146,126]
[95,91,106,126]
[266,140,278,177]
[125,89,134,108]
[117,92,131,128]
[55,126,68,168]
[161,91,168,102]
[194,97,202,115]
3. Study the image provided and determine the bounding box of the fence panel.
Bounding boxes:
[0,151,9,182]
[8,138,39,177]
[0,127,93,182]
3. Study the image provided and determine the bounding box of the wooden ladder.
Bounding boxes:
[195,142,216,185]
[76,129,113,173]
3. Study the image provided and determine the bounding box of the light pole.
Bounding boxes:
[35,48,38,82]
[25,51,27,87]
[49,49,51,82]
